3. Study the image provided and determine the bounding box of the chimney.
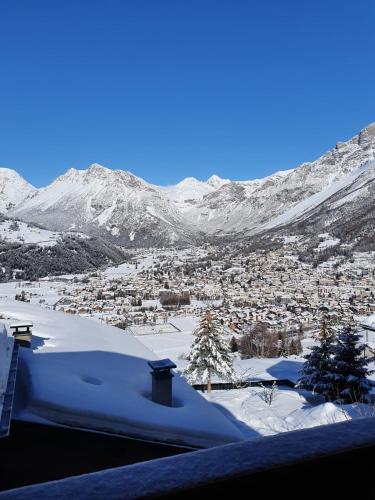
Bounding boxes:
[148,359,177,407]
[9,322,33,348]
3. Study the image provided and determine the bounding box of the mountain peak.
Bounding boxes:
[206,174,229,188]
[0,167,35,185]
[87,163,111,174]
[0,167,36,213]
[358,122,375,145]
[178,176,199,185]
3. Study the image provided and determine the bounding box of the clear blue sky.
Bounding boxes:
[0,0,374,187]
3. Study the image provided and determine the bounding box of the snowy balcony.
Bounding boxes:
[3,416,375,497]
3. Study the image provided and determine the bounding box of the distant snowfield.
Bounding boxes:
[0,281,64,307]
[0,219,89,247]
[317,233,340,249]
[0,299,243,448]
[0,220,61,246]
[104,254,155,278]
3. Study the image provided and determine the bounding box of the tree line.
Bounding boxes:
[0,235,126,281]
[231,322,303,358]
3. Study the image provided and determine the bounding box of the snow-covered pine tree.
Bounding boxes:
[184,310,236,393]
[328,321,372,403]
[295,336,303,355]
[229,335,239,353]
[277,330,289,357]
[297,319,336,400]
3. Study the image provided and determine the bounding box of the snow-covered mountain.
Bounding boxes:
[159,175,229,203]
[3,122,375,247]
[11,164,198,246]
[0,167,36,213]
[263,159,375,254]
[186,123,375,238]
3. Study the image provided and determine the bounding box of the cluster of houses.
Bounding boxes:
[16,245,373,336]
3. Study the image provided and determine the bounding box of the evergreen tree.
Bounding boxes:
[297,319,336,400]
[229,336,239,353]
[294,336,303,355]
[298,323,304,339]
[277,330,288,357]
[184,311,236,393]
[328,321,372,403]
[289,334,303,356]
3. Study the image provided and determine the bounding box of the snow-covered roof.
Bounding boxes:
[361,313,375,329]
[0,300,243,448]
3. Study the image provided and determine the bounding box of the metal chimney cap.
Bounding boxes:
[9,322,33,329]
[148,359,177,372]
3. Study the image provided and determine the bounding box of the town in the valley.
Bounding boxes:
[2,241,374,441]
[10,242,375,340]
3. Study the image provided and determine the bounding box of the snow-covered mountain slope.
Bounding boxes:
[262,160,373,231]
[11,164,198,246]
[0,231,126,280]
[159,175,229,202]
[0,217,90,247]
[0,167,36,213]
[182,169,296,235]
[4,122,375,247]
[266,159,375,252]
[184,123,375,237]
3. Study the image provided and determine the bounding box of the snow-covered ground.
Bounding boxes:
[0,220,62,246]
[317,233,340,249]
[0,281,66,307]
[134,316,375,438]
[133,316,198,365]
[361,313,375,328]
[139,327,375,438]
[202,387,371,438]
[104,254,155,278]
[0,299,243,448]
[0,219,89,247]
[135,320,304,382]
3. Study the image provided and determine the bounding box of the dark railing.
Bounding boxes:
[0,420,191,492]
[2,417,375,498]
[193,378,295,392]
